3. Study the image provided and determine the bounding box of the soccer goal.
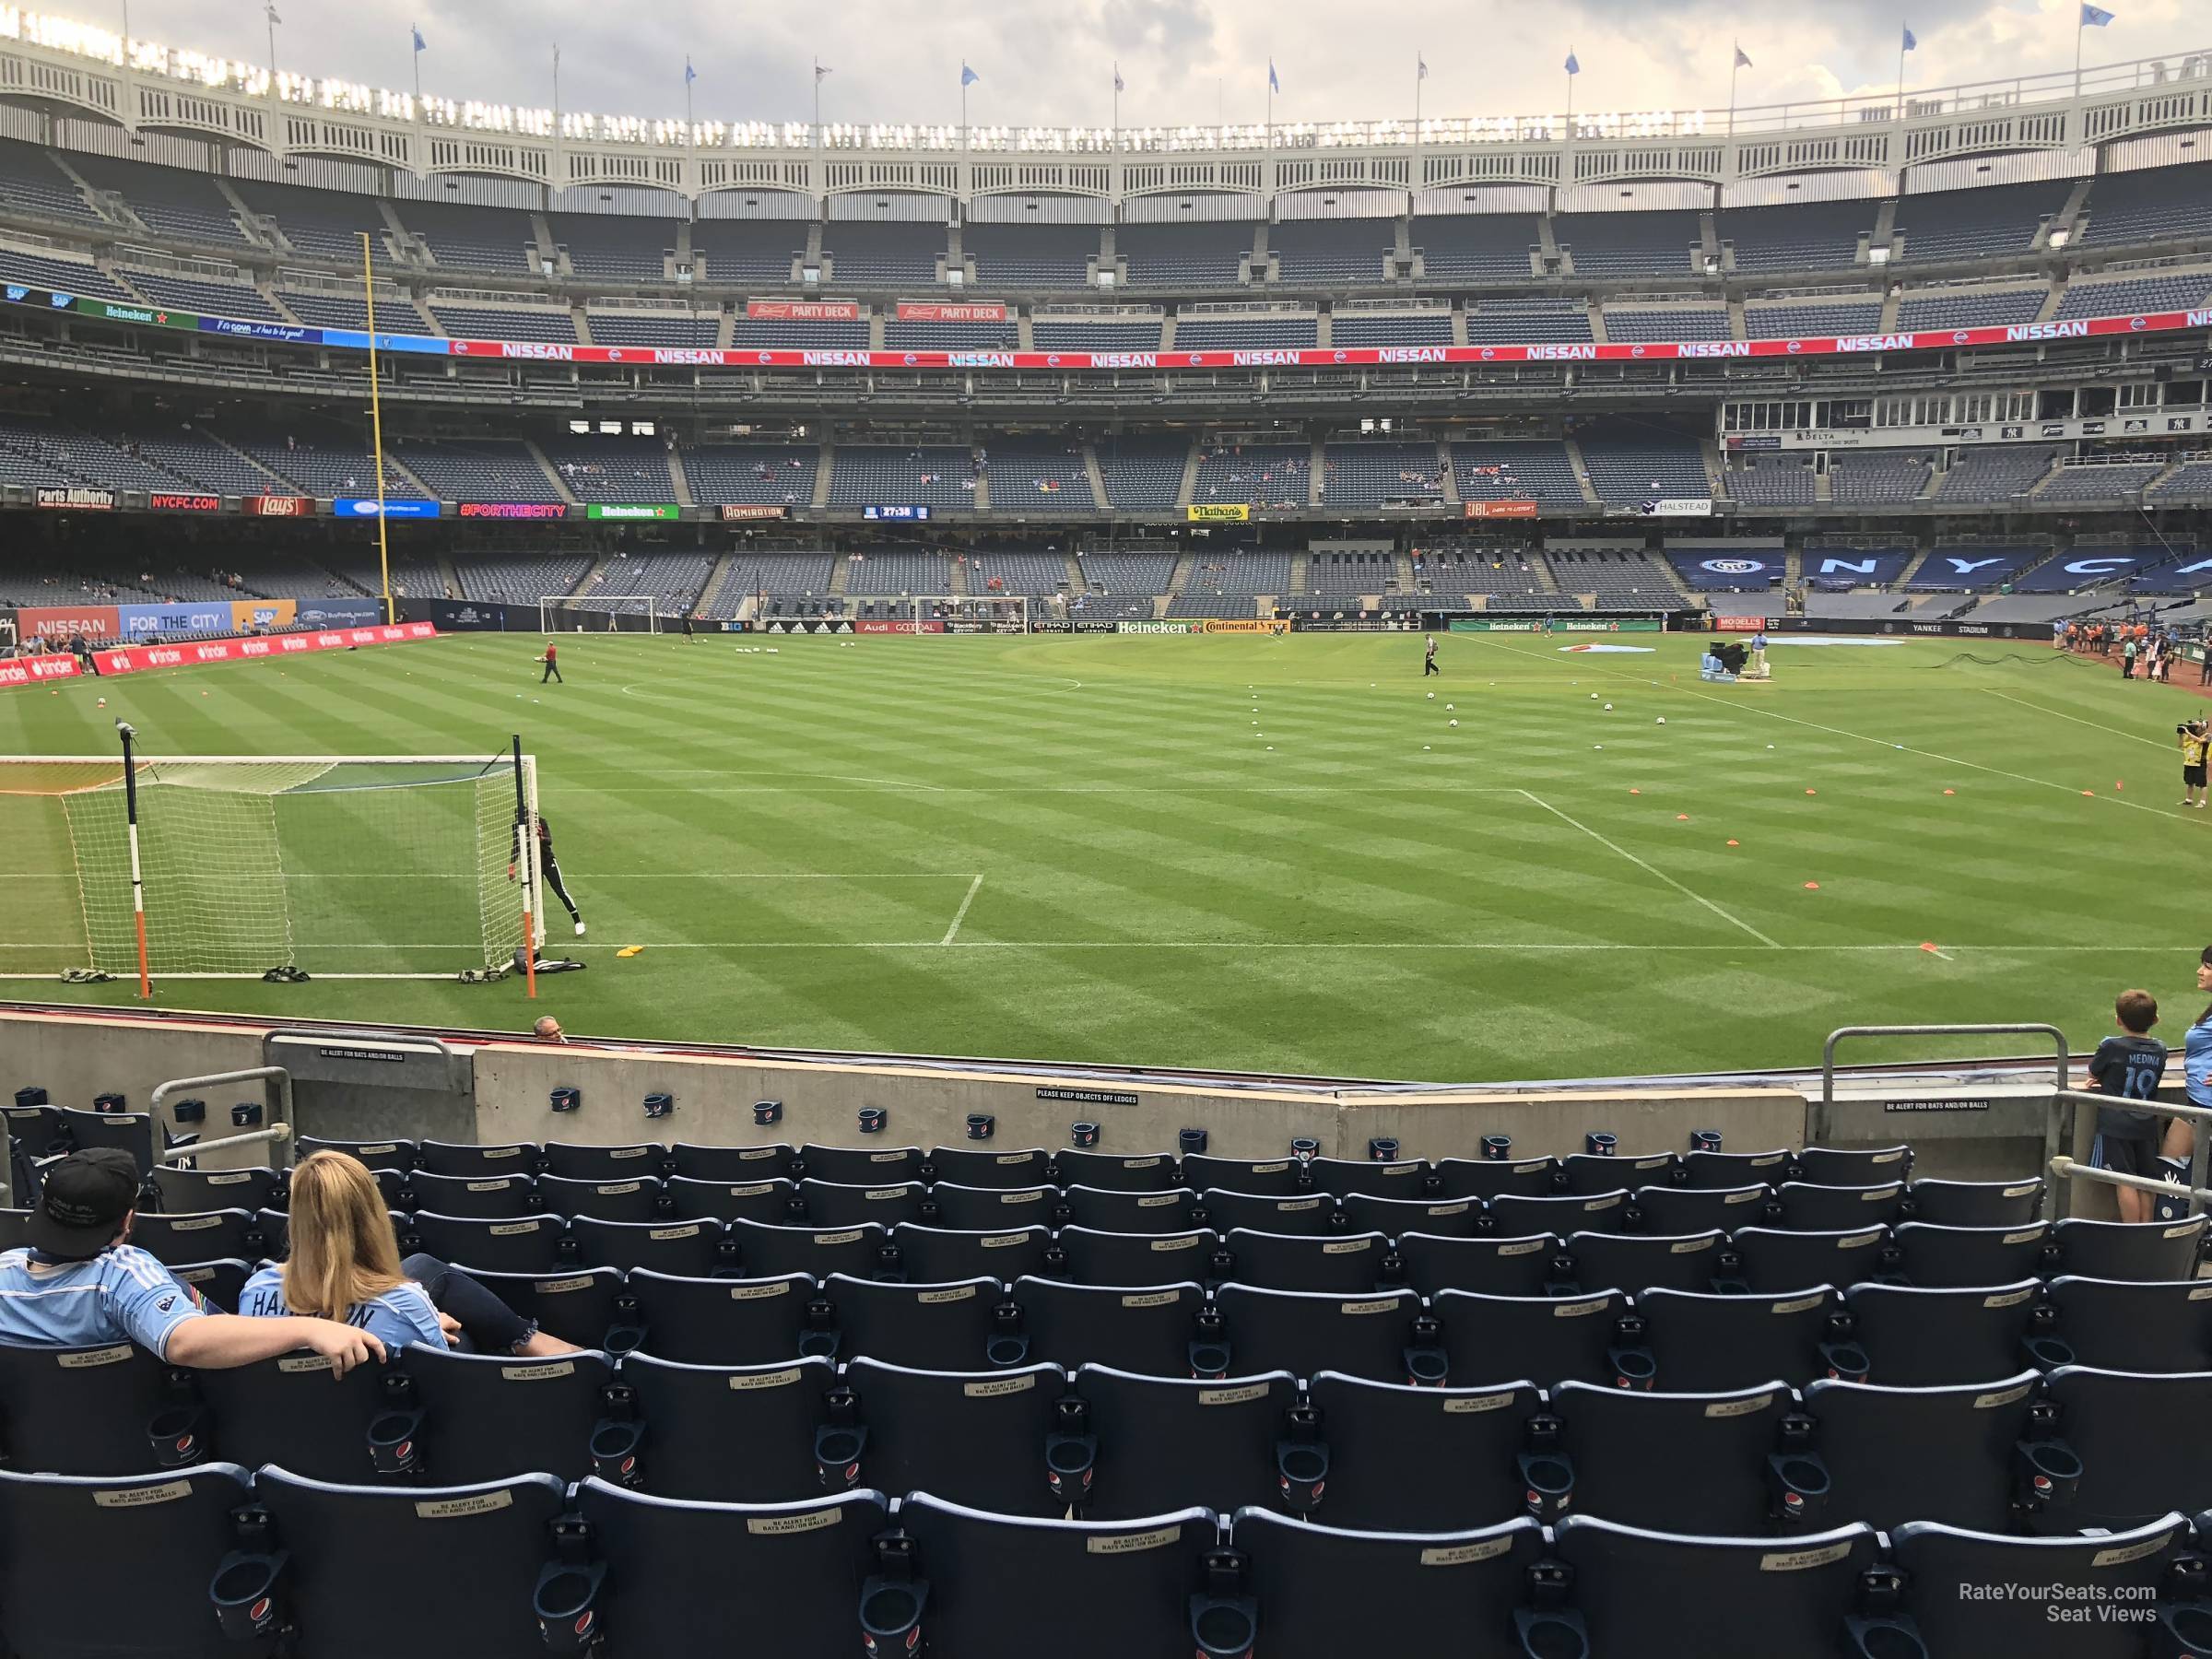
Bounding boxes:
[0,749,544,984]
[908,595,1030,634]
[540,595,661,634]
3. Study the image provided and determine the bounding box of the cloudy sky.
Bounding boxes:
[127,0,2202,129]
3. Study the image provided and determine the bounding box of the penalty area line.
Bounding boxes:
[940,875,985,946]
[1515,788,1783,950]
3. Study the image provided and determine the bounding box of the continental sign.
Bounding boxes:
[1187,503,1252,523]
[1196,618,1293,636]
[1465,500,1539,519]
[1116,620,1194,635]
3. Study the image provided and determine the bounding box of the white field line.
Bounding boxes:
[1460,636,2201,822]
[1514,789,1783,949]
[940,875,985,946]
[1979,689,2178,750]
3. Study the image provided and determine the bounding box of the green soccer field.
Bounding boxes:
[0,629,2204,1081]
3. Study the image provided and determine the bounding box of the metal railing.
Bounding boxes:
[2047,1088,2212,1220]
[148,1065,296,1169]
[1817,1023,2069,1145]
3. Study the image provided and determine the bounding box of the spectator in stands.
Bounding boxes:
[2087,989,2170,1223]
[533,1015,567,1042]
[2162,949,2212,1178]
[0,1148,382,1375]
[241,1151,579,1359]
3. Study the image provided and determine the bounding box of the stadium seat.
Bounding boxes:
[1801,1371,2046,1533]
[1638,1288,1865,1391]
[1395,1231,1564,1297]
[842,1357,1068,1517]
[1887,1513,2194,1657]
[167,1258,253,1314]
[0,1462,253,1659]
[400,1171,539,1219]
[2046,1277,2212,1372]
[534,1172,663,1225]
[243,1468,570,1659]
[0,1341,197,1475]
[149,1164,284,1214]
[1231,1510,1545,1659]
[253,1208,293,1258]
[1300,1158,1430,1200]
[818,1273,1010,1371]
[402,1344,612,1484]
[668,1141,793,1182]
[1208,1285,1438,1384]
[1545,1514,1880,1659]
[1558,1150,1678,1195]
[1197,1189,1340,1238]
[1568,1230,1727,1296]
[1218,1229,1386,1294]
[1631,1182,1773,1232]
[1680,1148,1793,1190]
[1730,1226,1890,1293]
[1549,1380,1807,1535]
[1890,1219,2052,1288]
[2041,1365,2212,1529]
[128,1208,266,1268]
[797,1178,928,1230]
[1009,1277,1205,1377]
[924,1146,1053,1189]
[729,1218,890,1281]
[58,1108,156,1171]
[462,1266,624,1349]
[568,1215,727,1277]
[795,1143,924,1185]
[2052,1216,2208,1281]
[1050,1148,1181,1192]
[296,1135,417,1171]
[1339,1193,1484,1238]
[573,1480,887,1653]
[1053,1224,1218,1287]
[1061,1185,1201,1235]
[1182,1153,1307,1196]
[1431,1156,1557,1200]
[891,1222,1053,1285]
[0,1210,31,1253]
[601,1352,830,1500]
[662,1174,797,1224]
[414,1139,540,1179]
[1075,1363,1300,1520]
[925,1181,1057,1232]
[865,1494,1237,1659]
[1492,1190,1630,1237]
[1906,1176,2043,1228]
[1304,1371,1539,1530]
[619,1269,814,1366]
[403,1211,566,1276]
[1433,1288,1641,1388]
[1772,1182,1906,1232]
[540,1142,665,1181]
[1793,1146,1912,1186]
[1,1102,64,1158]
[1845,1280,2054,1386]
[195,1348,391,1483]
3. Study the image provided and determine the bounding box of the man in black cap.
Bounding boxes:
[0,1148,383,1374]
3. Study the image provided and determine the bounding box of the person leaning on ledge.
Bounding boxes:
[0,1148,382,1376]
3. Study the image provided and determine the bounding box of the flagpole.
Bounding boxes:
[1413,49,1422,190]
[1896,35,1906,121]
[814,57,823,144]
[1565,50,1574,137]
[1728,43,1739,137]
[412,27,421,108]
[2074,17,2085,100]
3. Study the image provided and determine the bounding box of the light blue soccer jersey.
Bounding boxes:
[0,1245,206,1359]
[238,1265,444,1353]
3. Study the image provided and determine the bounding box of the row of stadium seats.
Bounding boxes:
[6,1459,2201,1659]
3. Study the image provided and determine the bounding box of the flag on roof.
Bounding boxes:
[1268,60,1280,93]
[1734,44,1752,68]
[411,26,426,53]
[1564,50,1580,76]
[2081,4,2115,26]
[1901,25,1917,51]
[961,62,980,87]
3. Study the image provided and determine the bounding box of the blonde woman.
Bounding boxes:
[241,1150,576,1358]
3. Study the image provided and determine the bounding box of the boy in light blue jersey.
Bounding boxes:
[0,1148,381,1374]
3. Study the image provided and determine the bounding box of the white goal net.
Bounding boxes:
[0,754,543,980]
[541,594,661,633]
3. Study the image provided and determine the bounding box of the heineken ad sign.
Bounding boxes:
[584,503,680,521]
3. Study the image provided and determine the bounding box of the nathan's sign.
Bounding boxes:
[1187,503,1251,522]
[35,487,113,511]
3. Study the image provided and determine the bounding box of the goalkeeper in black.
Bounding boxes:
[512,815,585,936]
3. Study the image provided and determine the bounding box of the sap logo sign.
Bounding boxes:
[49,293,72,308]
[1700,559,1768,575]
[4,286,25,302]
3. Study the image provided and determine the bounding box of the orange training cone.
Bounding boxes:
[1726,840,1739,847]
[1804,881,1821,890]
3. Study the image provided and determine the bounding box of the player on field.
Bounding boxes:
[539,641,562,684]
[512,813,586,936]
[1423,633,1440,676]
